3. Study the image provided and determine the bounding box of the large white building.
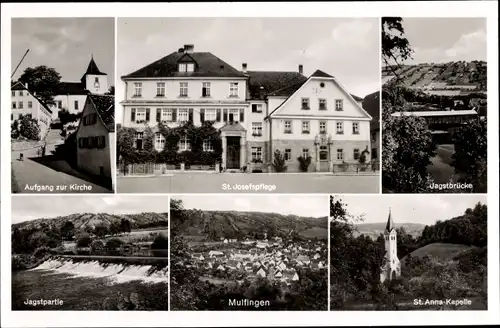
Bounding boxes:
[120,44,373,172]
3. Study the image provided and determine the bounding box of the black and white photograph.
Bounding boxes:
[169,195,328,310]
[330,194,488,310]
[11,195,169,310]
[10,18,116,194]
[381,17,487,193]
[116,17,381,194]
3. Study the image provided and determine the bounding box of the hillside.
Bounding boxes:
[382,61,487,91]
[362,91,380,131]
[176,209,327,240]
[12,212,169,232]
[354,222,426,240]
[401,242,477,267]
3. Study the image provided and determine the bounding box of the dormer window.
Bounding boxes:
[179,63,194,72]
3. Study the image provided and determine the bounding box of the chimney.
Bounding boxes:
[178,47,184,53]
[24,82,28,89]
[242,63,248,73]
[184,44,194,53]
[298,64,303,75]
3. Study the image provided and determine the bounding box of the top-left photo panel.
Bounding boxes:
[11,17,116,194]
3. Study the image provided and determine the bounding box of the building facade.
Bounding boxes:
[121,44,373,172]
[76,94,115,189]
[380,209,401,283]
[11,82,53,138]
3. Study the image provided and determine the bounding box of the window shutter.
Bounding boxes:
[223,108,228,122]
[94,113,98,124]
[239,108,244,122]
[216,109,221,122]
[101,136,106,148]
[189,108,194,122]
[131,108,136,121]
[145,108,150,122]
[172,108,177,122]
[157,108,161,122]
[200,108,205,123]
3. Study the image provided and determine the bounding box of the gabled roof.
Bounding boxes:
[246,71,307,99]
[57,82,90,95]
[122,51,246,79]
[385,209,395,232]
[311,69,333,78]
[11,81,53,114]
[88,94,115,132]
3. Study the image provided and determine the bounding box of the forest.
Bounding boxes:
[329,196,488,310]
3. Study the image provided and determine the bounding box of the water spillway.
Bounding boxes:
[31,257,169,284]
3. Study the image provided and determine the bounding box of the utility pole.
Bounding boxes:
[11,49,29,80]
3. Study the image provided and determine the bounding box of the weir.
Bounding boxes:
[31,257,169,284]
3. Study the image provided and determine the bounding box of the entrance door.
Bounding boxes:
[226,136,241,169]
[319,145,329,172]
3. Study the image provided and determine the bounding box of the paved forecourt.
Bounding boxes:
[117,172,380,193]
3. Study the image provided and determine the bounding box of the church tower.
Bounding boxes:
[81,55,108,95]
[380,208,401,283]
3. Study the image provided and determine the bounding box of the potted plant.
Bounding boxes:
[272,149,287,173]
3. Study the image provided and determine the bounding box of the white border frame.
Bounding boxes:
[1,1,499,327]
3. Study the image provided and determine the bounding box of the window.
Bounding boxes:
[202,82,211,97]
[180,83,188,97]
[252,104,263,113]
[371,131,377,142]
[352,122,359,134]
[74,101,79,110]
[252,122,263,136]
[154,133,165,151]
[319,121,327,134]
[57,101,62,109]
[302,121,310,134]
[19,91,24,97]
[178,108,189,122]
[134,83,142,97]
[178,135,190,151]
[157,82,165,97]
[178,63,187,72]
[83,113,97,126]
[27,101,33,108]
[301,98,310,110]
[179,63,194,72]
[337,149,344,160]
[319,99,327,110]
[12,91,15,97]
[372,148,378,159]
[319,145,328,161]
[336,122,344,134]
[186,63,194,72]
[18,101,23,109]
[135,109,147,123]
[161,108,173,122]
[11,114,13,120]
[251,147,263,161]
[12,102,16,109]
[229,83,239,97]
[203,137,214,152]
[95,77,99,83]
[204,108,216,121]
[335,99,343,111]
[135,132,144,150]
[285,149,292,161]
[302,148,310,158]
[284,120,292,134]
[353,148,360,160]
[228,108,239,122]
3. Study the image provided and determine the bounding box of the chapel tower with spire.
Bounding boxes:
[81,54,108,94]
[380,208,401,283]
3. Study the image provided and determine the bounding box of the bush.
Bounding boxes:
[12,255,29,271]
[272,149,287,173]
[53,131,77,165]
[90,240,105,254]
[33,246,51,259]
[151,234,169,250]
[18,115,41,140]
[76,233,93,248]
[297,156,311,172]
[106,238,124,252]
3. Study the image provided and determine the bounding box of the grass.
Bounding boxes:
[401,243,476,265]
[12,270,169,310]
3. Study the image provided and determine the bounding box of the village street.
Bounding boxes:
[117,172,380,193]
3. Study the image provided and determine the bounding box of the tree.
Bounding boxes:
[19,66,62,106]
[61,221,75,241]
[272,149,287,172]
[151,233,169,250]
[94,224,109,238]
[106,85,115,95]
[117,127,137,165]
[76,233,93,248]
[58,108,82,126]
[11,120,20,139]
[18,114,41,141]
[451,118,487,192]
[120,219,131,234]
[381,17,413,82]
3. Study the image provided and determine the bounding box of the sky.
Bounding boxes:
[400,17,486,64]
[174,195,328,218]
[116,17,380,122]
[334,195,488,225]
[11,196,169,224]
[11,18,115,85]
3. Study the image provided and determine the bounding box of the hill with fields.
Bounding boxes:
[354,222,425,240]
[400,242,477,267]
[382,61,487,91]
[12,212,169,232]
[175,209,327,241]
